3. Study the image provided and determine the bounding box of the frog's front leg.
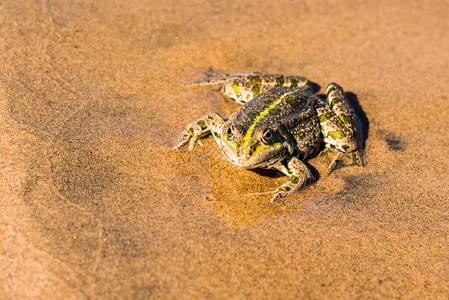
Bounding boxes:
[173,112,225,150]
[269,157,315,204]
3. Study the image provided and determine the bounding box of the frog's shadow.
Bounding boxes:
[345,91,369,150]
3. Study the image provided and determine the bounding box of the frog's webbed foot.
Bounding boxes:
[173,112,224,151]
[322,148,363,176]
[326,151,344,176]
[269,157,314,204]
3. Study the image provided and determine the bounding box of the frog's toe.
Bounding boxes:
[187,136,199,150]
[173,135,189,150]
[326,151,344,176]
[355,150,364,167]
[250,190,274,196]
[325,150,364,175]
[250,190,287,204]
[269,191,288,204]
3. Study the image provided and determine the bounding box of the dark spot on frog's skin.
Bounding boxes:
[251,85,260,96]
[289,175,299,184]
[296,131,305,140]
[188,127,194,134]
[318,112,336,122]
[278,186,291,192]
[269,108,281,116]
[326,112,336,119]
[338,114,352,124]
[197,120,207,130]
[330,97,342,108]
[275,76,285,86]
[247,75,262,85]
[247,111,259,118]
[290,79,298,87]
[328,130,346,140]
[286,96,297,105]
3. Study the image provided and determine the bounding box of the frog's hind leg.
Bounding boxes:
[185,73,312,105]
[183,72,260,87]
[316,83,363,174]
[220,79,263,104]
[184,74,261,105]
[220,74,312,104]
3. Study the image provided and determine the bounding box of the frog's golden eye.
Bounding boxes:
[227,125,236,140]
[261,128,273,145]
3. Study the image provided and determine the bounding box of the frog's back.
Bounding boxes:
[231,86,313,128]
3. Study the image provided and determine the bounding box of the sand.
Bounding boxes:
[1,0,449,298]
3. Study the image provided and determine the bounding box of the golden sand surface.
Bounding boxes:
[1,0,449,298]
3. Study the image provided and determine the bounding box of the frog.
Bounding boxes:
[174,72,363,203]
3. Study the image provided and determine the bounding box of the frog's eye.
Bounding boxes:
[261,128,273,145]
[227,125,236,140]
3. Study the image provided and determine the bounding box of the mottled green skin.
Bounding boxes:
[222,86,322,165]
[175,73,363,203]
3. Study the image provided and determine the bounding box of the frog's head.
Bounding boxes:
[219,121,292,169]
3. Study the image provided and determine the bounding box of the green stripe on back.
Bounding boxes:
[242,89,297,149]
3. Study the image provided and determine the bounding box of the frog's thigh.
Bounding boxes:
[221,79,260,104]
[270,157,314,203]
[315,98,354,152]
[239,73,311,90]
[325,83,357,134]
[173,112,225,150]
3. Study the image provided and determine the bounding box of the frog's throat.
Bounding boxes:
[242,89,297,149]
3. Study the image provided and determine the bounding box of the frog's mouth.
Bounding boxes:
[220,139,288,169]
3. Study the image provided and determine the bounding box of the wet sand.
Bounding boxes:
[1,0,449,298]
